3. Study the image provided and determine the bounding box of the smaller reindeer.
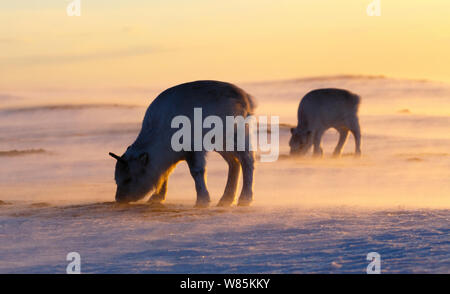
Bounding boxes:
[289,88,361,157]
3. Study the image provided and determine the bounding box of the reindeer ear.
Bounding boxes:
[139,152,149,165]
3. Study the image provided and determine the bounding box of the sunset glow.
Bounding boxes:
[1,0,449,275]
[1,0,449,90]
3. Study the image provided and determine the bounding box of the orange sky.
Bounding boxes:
[0,0,449,91]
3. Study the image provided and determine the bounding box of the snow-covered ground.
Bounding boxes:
[1,76,449,273]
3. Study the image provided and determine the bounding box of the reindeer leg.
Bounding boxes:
[186,152,211,208]
[349,119,362,156]
[333,128,349,157]
[313,129,325,157]
[217,152,241,207]
[148,178,168,204]
[237,151,255,206]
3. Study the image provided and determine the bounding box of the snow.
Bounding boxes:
[1,203,448,273]
[0,76,449,273]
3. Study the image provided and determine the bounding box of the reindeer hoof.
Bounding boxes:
[195,199,210,208]
[217,198,234,207]
[237,198,253,207]
[148,194,164,204]
[332,150,342,158]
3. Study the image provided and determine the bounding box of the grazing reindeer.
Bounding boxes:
[289,88,361,157]
[109,81,256,207]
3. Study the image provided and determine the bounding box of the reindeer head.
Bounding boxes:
[109,149,154,203]
[289,127,312,155]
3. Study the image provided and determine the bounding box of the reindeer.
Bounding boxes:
[109,81,256,207]
[289,88,361,157]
